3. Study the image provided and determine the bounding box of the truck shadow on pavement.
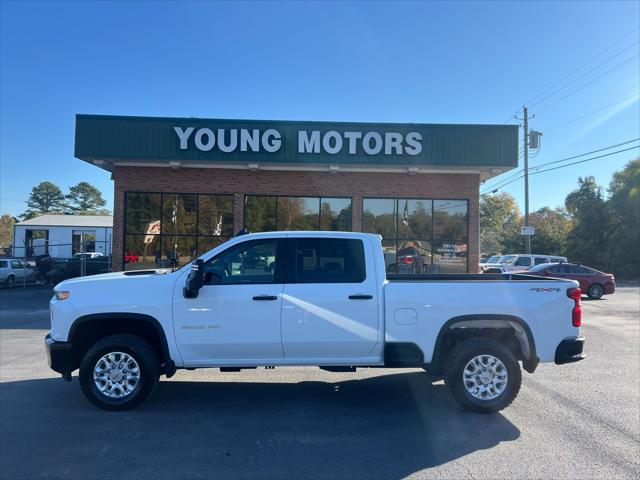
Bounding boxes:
[0,371,520,479]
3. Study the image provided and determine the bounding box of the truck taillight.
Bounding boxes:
[567,287,582,327]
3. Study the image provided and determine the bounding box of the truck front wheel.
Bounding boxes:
[79,334,159,411]
[444,337,521,414]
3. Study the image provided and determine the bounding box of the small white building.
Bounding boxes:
[13,215,113,259]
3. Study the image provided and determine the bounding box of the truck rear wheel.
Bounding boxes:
[444,337,521,414]
[79,334,159,411]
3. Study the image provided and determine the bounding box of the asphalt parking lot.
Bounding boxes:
[0,285,638,479]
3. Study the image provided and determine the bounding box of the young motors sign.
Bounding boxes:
[173,127,423,156]
[74,114,519,168]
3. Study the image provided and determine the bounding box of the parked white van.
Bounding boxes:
[482,254,567,273]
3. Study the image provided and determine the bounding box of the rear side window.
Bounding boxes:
[293,238,365,283]
[534,257,548,265]
[570,266,591,274]
[514,257,532,267]
[0,260,7,268]
[550,265,571,274]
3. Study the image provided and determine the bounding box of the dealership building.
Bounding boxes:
[74,114,518,273]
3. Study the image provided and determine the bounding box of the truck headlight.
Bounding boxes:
[54,291,70,301]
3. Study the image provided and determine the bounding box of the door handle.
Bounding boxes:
[252,295,278,301]
[348,294,373,300]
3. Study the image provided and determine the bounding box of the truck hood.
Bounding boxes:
[55,269,172,289]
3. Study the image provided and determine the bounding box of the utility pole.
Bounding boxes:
[516,106,535,254]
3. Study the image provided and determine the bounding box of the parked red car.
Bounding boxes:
[527,262,615,299]
[124,252,139,263]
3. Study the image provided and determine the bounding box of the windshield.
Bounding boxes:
[486,255,502,263]
[499,255,517,264]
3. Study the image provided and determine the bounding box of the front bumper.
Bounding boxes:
[45,334,74,379]
[555,337,585,364]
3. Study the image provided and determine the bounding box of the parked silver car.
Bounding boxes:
[0,258,39,287]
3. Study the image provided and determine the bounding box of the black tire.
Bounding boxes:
[5,275,15,288]
[79,334,159,411]
[444,337,521,414]
[587,284,604,300]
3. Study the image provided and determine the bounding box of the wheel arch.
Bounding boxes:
[68,313,176,377]
[431,314,539,374]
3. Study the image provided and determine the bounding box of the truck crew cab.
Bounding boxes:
[46,232,585,413]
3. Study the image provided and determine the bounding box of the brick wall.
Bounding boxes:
[112,166,480,272]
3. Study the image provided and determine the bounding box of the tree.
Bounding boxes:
[529,207,572,256]
[23,181,66,218]
[565,176,615,270]
[479,192,521,254]
[0,214,17,250]
[607,158,640,277]
[65,182,108,214]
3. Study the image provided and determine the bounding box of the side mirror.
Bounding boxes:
[183,259,205,298]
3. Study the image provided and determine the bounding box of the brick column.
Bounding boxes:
[233,193,244,234]
[351,195,362,232]
[111,173,125,272]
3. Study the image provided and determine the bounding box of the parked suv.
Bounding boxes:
[0,258,40,287]
[527,262,615,299]
[483,254,567,273]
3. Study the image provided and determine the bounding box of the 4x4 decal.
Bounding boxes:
[530,287,560,292]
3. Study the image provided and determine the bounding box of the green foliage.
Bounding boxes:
[607,158,640,278]
[565,176,615,270]
[481,160,639,278]
[0,214,17,249]
[65,182,107,214]
[20,181,110,219]
[479,192,521,254]
[529,207,572,257]
[23,181,66,218]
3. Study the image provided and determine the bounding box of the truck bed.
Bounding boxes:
[386,273,557,282]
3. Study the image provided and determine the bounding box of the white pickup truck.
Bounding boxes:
[46,231,585,413]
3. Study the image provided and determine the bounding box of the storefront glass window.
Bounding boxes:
[245,196,276,232]
[363,198,468,273]
[125,193,161,234]
[199,195,233,237]
[362,198,396,239]
[433,200,468,273]
[245,196,352,232]
[124,192,233,270]
[162,194,197,235]
[124,234,160,271]
[160,236,197,269]
[320,198,352,231]
[277,197,319,230]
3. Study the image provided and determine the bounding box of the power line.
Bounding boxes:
[533,53,640,115]
[543,92,640,133]
[530,138,639,170]
[482,144,639,194]
[532,145,639,174]
[482,168,525,192]
[528,40,639,110]
[481,139,640,194]
[524,26,640,106]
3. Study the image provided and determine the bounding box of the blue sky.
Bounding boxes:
[1,0,638,217]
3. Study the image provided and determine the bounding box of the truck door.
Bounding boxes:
[173,239,285,364]
[281,237,380,359]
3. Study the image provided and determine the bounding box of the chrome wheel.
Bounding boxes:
[93,351,141,399]
[463,354,508,400]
